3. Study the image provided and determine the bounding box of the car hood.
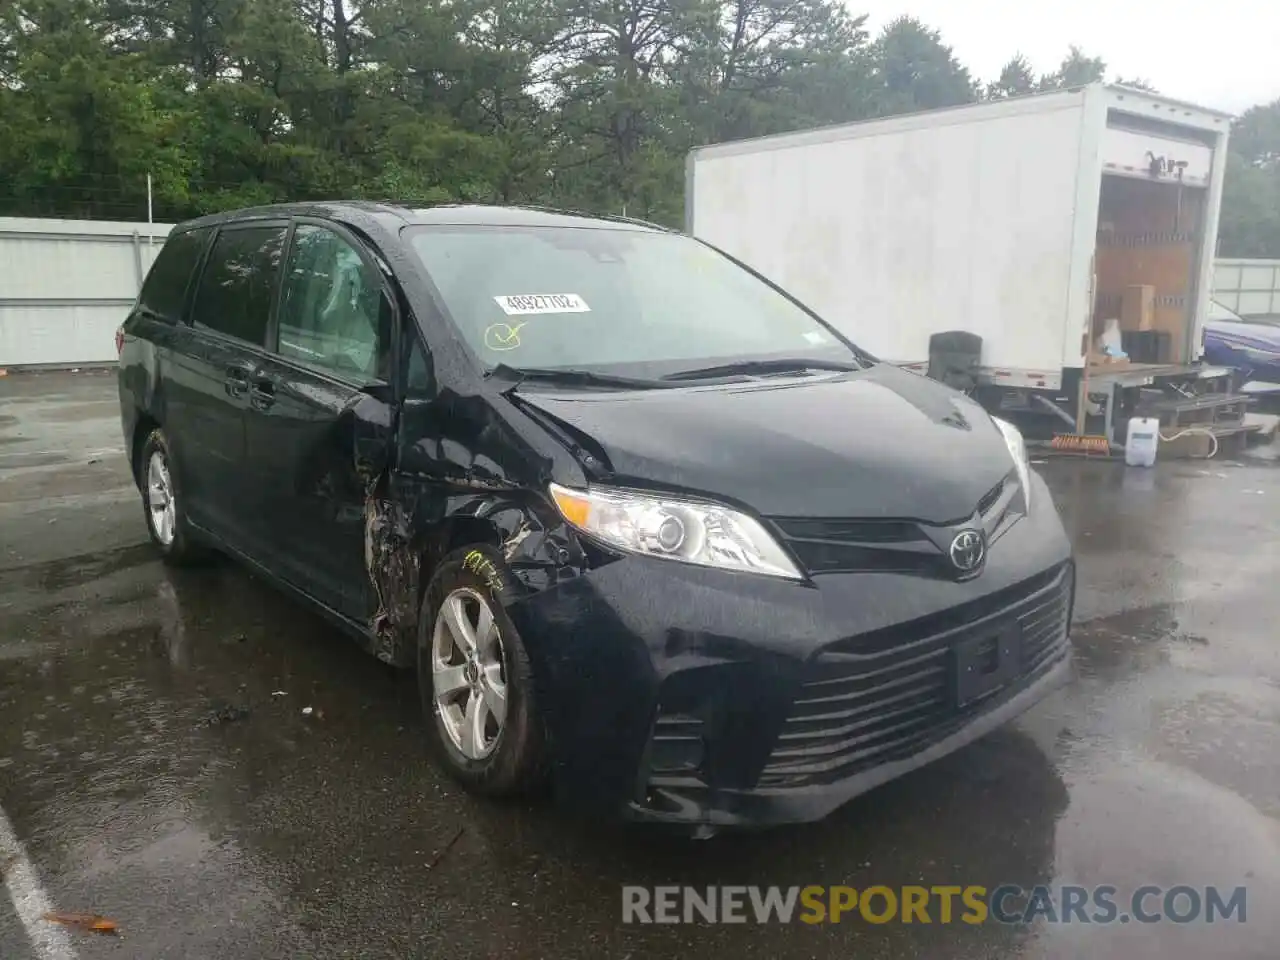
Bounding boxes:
[518,364,1014,523]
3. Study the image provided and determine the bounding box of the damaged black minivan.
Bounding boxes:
[118,202,1074,829]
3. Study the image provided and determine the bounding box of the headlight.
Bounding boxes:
[549,483,803,580]
[992,417,1032,508]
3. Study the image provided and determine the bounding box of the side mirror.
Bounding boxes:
[359,380,394,405]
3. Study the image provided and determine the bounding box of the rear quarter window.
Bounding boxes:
[136,229,208,324]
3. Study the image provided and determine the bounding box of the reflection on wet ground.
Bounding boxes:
[1,372,1277,959]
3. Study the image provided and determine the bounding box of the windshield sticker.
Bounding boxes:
[494,294,590,316]
[484,322,526,351]
[803,330,834,345]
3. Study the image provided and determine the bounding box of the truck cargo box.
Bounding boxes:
[687,84,1232,395]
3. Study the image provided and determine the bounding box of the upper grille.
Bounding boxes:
[977,478,1005,515]
[758,563,1072,788]
[770,478,1015,577]
[775,532,942,576]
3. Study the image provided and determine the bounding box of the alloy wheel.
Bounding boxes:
[146,451,177,546]
[431,587,508,760]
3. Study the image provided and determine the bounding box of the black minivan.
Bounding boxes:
[118,202,1074,829]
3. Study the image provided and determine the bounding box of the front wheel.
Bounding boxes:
[418,547,546,796]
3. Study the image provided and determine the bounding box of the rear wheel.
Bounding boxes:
[138,428,205,564]
[418,548,546,796]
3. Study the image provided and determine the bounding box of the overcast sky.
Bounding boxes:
[859,0,1279,114]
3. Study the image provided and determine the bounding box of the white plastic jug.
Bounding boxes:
[1125,417,1160,467]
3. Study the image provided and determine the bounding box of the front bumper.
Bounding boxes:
[506,471,1074,828]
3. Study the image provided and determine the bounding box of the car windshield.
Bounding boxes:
[404,224,865,376]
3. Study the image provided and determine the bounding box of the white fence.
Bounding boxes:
[1,214,1277,368]
[1212,258,1280,319]
[0,217,173,367]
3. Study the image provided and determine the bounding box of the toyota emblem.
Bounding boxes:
[949,529,985,575]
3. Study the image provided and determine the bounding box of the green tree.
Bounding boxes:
[536,0,709,220]
[1232,99,1280,165]
[1219,99,1280,258]
[0,0,1241,237]
[870,16,976,115]
[986,54,1035,100]
[0,0,194,218]
[103,0,243,80]
[677,0,873,142]
[1038,45,1105,90]
[366,0,556,203]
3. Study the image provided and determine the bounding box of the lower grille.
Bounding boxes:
[648,714,705,774]
[758,564,1073,788]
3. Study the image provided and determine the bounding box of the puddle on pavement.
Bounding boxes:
[34,402,121,422]
[0,450,69,468]
[1,412,1277,958]
[0,539,1072,959]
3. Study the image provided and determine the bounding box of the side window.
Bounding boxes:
[406,337,433,395]
[190,225,287,346]
[277,224,391,381]
[136,229,207,323]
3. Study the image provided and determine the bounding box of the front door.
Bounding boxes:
[244,220,396,621]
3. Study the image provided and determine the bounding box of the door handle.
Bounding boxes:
[249,376,276,411]
[224,364,252,398]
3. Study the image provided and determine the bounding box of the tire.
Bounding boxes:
[418,546,546,796]
[138,428,205,565]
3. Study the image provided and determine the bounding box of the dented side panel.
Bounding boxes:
[365,495,420,663]
[362,382,599,666]
[243,351,394,624]
[222,205,602,666]
[364,477,596,667]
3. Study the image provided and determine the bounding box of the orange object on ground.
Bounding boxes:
[43,912,120,935]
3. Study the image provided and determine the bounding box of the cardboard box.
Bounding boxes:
[1152,305,1189,363]
[1120,284,1156,332]
[1087,352,1130,369]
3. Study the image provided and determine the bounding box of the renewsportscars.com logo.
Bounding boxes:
[621,885,1248,926]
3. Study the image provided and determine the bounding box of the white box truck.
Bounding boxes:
[687,83,1248,448]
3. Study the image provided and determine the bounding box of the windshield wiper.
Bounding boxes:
[661,357,866,382]
[487,363,670,394]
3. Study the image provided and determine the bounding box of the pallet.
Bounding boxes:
[1135,380,1251,436]
[1244,413,1280,442]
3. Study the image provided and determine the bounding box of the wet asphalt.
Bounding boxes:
[1,370,1278,960]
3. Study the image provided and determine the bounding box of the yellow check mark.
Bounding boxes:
[484,322,527,351]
